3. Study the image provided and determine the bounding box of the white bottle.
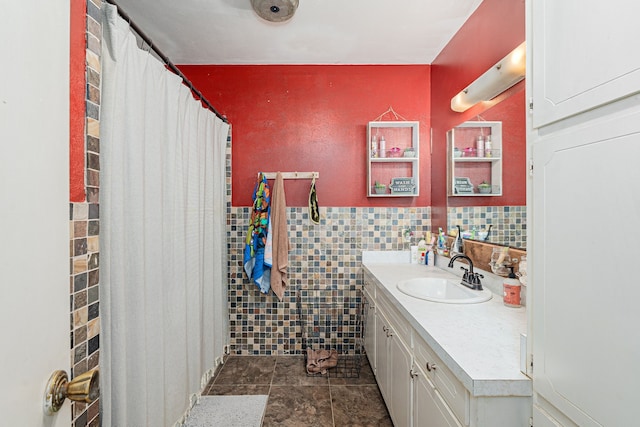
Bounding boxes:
[485,135,492,157]
[417,238,426,264]
[410,245,419,264]
[476,135,485,158]
[379,136,386,158]
[371,135,378,158]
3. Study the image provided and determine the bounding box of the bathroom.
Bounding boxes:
[4,0,638,426]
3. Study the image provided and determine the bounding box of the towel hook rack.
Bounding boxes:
[259,172,319,180]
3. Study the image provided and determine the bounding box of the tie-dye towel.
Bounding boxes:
[243,173,271,293]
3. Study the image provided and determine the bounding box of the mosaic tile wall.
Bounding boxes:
[227,206,431,355]
[68,1,101,426]
[447,205,526,249]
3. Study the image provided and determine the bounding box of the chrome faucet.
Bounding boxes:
[448,254,484,290]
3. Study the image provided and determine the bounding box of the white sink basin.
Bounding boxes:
[397,277,493,304]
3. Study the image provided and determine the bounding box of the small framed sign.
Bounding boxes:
[390,177,416,194]
[454,177,474,194]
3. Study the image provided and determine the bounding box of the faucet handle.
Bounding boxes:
[470,272,484,288]
[460,267,470,282]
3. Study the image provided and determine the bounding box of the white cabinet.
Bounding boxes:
[388,326,413,427]
[414,369,463,427]
[374,309,390,396]
[530,107,640,427]
[363,269,531,427]
[447,121,502,197]
[362,282,376,373]
[529,1,640,426]
[531,1,640,127]
[367,121,419,197]
[375,293,413,427]
[414,335,469,426]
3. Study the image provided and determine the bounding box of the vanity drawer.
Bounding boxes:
[414,334,469,425]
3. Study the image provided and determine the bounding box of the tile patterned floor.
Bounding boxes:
[204,355,393,426]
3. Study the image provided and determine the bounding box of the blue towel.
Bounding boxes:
[243,173,271,293]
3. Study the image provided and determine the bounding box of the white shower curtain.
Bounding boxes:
[100,5,230,426]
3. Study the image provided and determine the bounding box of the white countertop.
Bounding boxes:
[363,252,532,397]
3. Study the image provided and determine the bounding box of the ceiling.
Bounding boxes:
[112,0,484,65]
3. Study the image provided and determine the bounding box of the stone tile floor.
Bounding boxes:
[204,355,393,426]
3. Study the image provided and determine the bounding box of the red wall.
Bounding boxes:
[70,0,86,202]
[446,87,526,209]
[429,0,526,229]
[73,0,524,212]
[180,65,431,207]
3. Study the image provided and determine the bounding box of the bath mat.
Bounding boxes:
[184,395,268,427]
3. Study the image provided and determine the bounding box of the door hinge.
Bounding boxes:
[529,97,534,113]
[529,416,534,427]
[529,159,534,177]
[530,354,533,373]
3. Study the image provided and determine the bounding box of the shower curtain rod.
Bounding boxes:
[104,0,228,123]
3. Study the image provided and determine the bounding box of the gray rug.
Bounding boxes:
[184,395,268,427]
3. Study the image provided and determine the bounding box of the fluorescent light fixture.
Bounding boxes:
[451,42,526,113]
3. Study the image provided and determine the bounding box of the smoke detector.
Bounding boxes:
[251,0,299,22]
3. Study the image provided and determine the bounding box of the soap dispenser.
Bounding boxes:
[503,266,521,308]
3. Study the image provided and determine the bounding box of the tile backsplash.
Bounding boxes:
[69,2,101,426]
[227,206,431,355]
[448,205,526,249]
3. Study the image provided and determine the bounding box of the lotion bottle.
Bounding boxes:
[417,237,427,264]
[503,266,521,307]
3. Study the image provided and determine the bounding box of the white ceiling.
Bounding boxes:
[112,0,484,65]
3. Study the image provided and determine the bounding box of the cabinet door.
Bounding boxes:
[388,332,412,427]
[531,1,640,127]
[363,292,376,372]
[531,104,640,426]
[414,370,463,427]
[375,310,390,403]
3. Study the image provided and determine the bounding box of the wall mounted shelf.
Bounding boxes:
[447,121,502,197]
[367,121,419,197]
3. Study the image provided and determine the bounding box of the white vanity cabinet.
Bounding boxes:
[362,265,532,427]
[414,335,469,426]
[413,369,463,427]
[374,288,413,427]
[365,270,468,427]
[362,278,376,372]
[414,335,528,427]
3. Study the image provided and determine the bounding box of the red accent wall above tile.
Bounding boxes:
[180,65,432,207]
[430,0,526,228]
